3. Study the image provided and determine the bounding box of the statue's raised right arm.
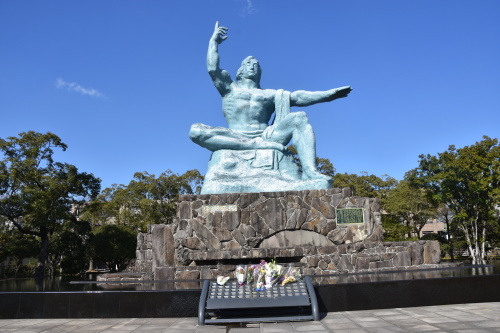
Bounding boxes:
[207,21,233,96]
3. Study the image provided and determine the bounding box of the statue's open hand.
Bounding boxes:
[212,21,228,44]
[330,86,352,100]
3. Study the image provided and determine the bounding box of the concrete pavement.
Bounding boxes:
[0,302,499,332]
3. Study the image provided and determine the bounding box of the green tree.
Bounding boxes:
[287,145,336,178]
[436,204,456,260]
[0,131,101,278]
[384,180,437,239]
[82,169,203,231]
[0,224,39,278]
[48,217,92,275]
[91,225,136,272]
[487,209,500,255]
[410,136,500,264]
[333,172,397,205]
[381,214,413,241]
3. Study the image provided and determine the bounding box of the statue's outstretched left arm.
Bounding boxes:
[290,86,352,107]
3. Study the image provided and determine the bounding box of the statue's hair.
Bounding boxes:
[236,56,261,84]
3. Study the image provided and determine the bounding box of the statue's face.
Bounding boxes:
[242,58,260,79]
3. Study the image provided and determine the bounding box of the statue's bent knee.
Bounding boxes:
[189,123,205,143]
[291,111,309,126]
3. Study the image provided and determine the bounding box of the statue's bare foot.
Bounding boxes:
[250,137,286,152]
[302,168,332,182]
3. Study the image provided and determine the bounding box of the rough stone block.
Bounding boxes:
[369,260,393,269]
[213,227,233,241]
[152,225,175,269]
[155,267,175,280]
[178,201,192,219]
[393,251,411,267]
[189,219,220,250]
[231,228,246,247]
[238,193,260,209]
[337,255,354,271]
[222,211,240,231]
[135,250,147,261]
[326,263,337,270]
[205,250,219,260]
[307,256,320,267]
[180,237,207,250]
[240,224,256,238]
[424,240,441,264]
[381,253,396,260]
[294,247,304,256]
[318,260,328,270]
[249,249,261,258]
[255,198,286,232]
[354,256,370,270]
[230,249,241,258]
[223,240,241,250]
[318,246,336,254]
[174,269,200,280]
[311,198,335,219]
[409,242,424,265]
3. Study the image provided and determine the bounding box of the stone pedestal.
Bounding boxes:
[172,188,382,265]
[131,188,441,280]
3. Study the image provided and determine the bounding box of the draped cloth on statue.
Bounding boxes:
[249,89,291,169]
[274,89,291,125]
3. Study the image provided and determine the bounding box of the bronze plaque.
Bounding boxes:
[336,208,364,224]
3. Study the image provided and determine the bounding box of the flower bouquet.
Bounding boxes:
[235,265,246,286]
[246,265,255,285]
[235,259,300,290]
[264,259,283,289]
[253,266,266,291]
[281,264,301,286]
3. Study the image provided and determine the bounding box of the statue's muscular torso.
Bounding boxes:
[222,85,276,131]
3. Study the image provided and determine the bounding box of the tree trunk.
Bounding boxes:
[14,258,22,278]
[461,224,477,265]
[480,222,487,264]
[35,228,49,280]
[473,217,480,264]
[444,214,454,261]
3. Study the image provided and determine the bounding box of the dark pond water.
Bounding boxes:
[310,261,500,286]
[1,260,499,292]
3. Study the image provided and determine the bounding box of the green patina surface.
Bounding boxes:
[190,22,352,194]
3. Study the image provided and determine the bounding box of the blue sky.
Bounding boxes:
[1,1,499,189]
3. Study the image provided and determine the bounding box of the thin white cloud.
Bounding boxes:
[239,0,256,16]
[55,78,104,98]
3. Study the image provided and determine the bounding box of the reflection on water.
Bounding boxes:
[0,277,98,292]
[1,260,499,292]
[310,262,499,286]
[0,277,205,292]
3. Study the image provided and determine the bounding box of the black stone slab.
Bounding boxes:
[1,274,499,318]
[315,274,500,312]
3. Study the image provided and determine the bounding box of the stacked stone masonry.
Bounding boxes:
[173,187,383,265]
[133,188,441,281]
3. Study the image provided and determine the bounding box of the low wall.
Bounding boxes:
[135,224,441,280]
[152,240,441,280]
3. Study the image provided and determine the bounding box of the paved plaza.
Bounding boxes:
[0,302,499,332]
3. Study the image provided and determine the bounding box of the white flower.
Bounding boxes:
[217,276,230,285]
